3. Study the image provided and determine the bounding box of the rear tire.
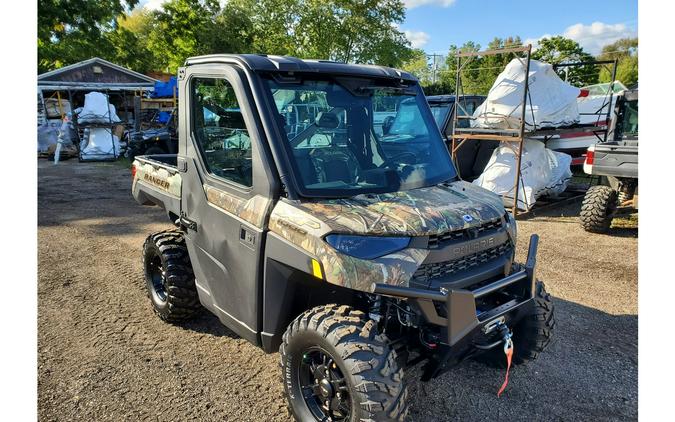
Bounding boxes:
[475,281,555,368]
[280,304,408,422]
[142,229,201,322]
[580,185,617,233]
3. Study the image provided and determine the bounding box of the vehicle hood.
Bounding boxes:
[292,180,505,236]
[130,128,169,142]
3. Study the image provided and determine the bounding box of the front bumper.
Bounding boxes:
[373,234,539,377]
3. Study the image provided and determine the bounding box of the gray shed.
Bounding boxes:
[38,57,157,123]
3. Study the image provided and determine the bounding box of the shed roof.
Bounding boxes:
[38,57,157,90]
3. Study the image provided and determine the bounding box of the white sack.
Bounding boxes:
[472,139,572,210]
[80,127,121,159]
[472,59,580,129]
[77,92,121,124]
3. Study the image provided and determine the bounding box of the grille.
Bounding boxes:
[413,242,512,283]
[427,218,503,249]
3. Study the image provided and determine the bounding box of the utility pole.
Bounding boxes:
[427,53,443,84]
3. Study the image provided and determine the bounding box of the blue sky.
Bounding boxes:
[140,0,638,56]
[402,0,638,55]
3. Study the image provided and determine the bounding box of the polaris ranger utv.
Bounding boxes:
[580,87,638,233]
[132,54,554,421]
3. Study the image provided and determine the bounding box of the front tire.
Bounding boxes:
[580,185,617,233]
[142,230,201,322]
[475,281,555,367]
[280,305,408,422]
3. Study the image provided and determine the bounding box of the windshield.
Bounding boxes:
[264,76,456,197]
[429,102,453,128]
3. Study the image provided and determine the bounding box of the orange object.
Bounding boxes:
[497,340,513,397]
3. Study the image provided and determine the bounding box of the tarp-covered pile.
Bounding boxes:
[473,140,572,210]
[150,76,178,98]
[74,91,123,159]
[472,59,581,129]
[79,127,122,159]
[75,92,121,125]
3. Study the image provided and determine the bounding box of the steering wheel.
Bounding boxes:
[380,151,418,168]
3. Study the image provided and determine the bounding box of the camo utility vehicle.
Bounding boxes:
[132,54,555,421]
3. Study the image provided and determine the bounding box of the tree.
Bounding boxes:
[107,8,161,73]
[401,49,432,84]
[598,38,638,87]
[532,36,598,86]
[38,0,139,72]
[231,0,413,66]
[148,0,223,72]
[439,41,481,94]
[38,0,413,75]
[476,36,523,93]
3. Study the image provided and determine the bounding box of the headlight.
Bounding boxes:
[324,235,410,260]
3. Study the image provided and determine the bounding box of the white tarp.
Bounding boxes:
[472,59,581,129]
[472,140,572,210]
[80,127,121,159]
[76,92,121,124]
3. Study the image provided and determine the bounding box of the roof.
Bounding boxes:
[38,57,157,90]
[184,54,417,81]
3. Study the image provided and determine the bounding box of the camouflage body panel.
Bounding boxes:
[132,159,181,198]
[204,185,271,228]
[269,181,505,292]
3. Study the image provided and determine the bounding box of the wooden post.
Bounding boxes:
[56,90,64,120]
[511,45,532,216]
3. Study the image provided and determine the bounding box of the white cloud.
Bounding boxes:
[404,30,430,49]
[404,0,456,9]
[563,22,637,55]
[522,34,551,50]
[525,22,637,55]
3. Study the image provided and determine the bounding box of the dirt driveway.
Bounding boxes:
[38,160,637,421]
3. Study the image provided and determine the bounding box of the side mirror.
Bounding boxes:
[382,116,395,135]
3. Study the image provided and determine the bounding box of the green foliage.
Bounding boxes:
[39,0,413,75]
[598,38,638,87]
[38,0,139,72]
[532,36,598,86]
[401,49,432,84]
[435,37,521,95]
[232,0,412,65]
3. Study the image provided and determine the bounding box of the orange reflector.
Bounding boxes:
[311,259,323,279]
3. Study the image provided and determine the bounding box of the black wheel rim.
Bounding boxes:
[147,255,167,303]
[298,347,351,421]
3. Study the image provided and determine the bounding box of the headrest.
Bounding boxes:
[315,112,340,129]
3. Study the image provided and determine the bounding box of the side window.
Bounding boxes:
[455,100,477,129]
[192,77,252,187]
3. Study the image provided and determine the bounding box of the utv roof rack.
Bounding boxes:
[184,54,417,81]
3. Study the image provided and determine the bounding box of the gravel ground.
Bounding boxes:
[38,160,637,421]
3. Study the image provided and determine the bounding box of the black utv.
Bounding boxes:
[131,54,555,421]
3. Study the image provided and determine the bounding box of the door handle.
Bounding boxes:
[179,214,198,232]
[177,156,188,173]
